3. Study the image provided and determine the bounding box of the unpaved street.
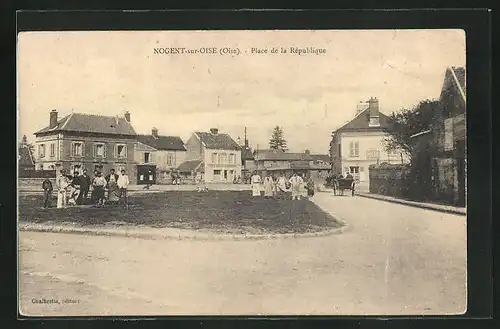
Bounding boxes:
[19,194,466,316]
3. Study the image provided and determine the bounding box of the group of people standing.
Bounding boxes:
[42,168,130,209]
[250,171,315,200]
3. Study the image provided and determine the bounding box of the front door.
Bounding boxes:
[137,165,156,185]
[349,166,360,182]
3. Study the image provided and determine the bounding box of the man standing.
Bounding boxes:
[117,169,130,206]
[92,172,107,206]
[78,169,91,205]
[41,178,53,208]
[250,171,262,197]
[289,172,304,201]
[56,169,69,208]
[105,169,119,185]
[71,171,82,205]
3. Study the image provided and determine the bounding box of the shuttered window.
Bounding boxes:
[93,143,106,158]
[71,141,84,157]
[349,141,359,157]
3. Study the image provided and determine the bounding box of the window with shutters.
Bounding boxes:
[144,152,150,163]
[212,153,218,164]
[229,153,236,164]
[349,141,359,157]
[71,141,84,157]
[167,154,174,166]
[115,144,127,159]
[50,143,55,157]
[38,144,46,158]
[93,143,105,158]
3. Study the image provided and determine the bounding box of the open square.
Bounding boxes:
[18,191,342,235]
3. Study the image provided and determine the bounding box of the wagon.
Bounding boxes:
[333,178,355,196]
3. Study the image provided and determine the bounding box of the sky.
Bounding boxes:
[17,30,465,154]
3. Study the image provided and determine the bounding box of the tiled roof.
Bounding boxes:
[335,109,392,132]
[19,146,34,166]
[451,67,466,94]
[310,154,330,163]
[195,132,241,150]
[177,159,204,173]
[136,135,186,151]
[254,150,313,161]
[34,113,137,136]
[241,147,255,160]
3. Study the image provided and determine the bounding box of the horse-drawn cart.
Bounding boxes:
[325,176,355,196]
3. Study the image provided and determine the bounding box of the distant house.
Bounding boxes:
[330,97,407,184]
[33,110,138,183]
[253,149,330,180]
[181,128,242,183]
[18,135,35,175]
[135,128,186,184]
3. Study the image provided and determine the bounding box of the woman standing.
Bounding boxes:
[250,171,262,197]
[107,173,121,204]
[263,173,274,199]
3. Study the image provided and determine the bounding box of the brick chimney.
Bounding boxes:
[368,97,380,127]
[210,128,219,134]
[124,111,131,123]
[152,127,158,137]
[49,110,58,128]
[305,149,310,154]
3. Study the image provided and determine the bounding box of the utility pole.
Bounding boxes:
[244,126,247,147]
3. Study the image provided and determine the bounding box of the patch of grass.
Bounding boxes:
[18,191,341,234]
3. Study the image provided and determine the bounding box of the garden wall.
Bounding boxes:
[368,163,408,198]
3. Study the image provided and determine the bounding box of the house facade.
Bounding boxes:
[330,97,407,184]
[434,66,466,206]
[181,128,242,183]
[135,128,187,184]
[253,149,331,181]
[33,110,138,183]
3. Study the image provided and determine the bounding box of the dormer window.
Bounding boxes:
[369,117,380,127]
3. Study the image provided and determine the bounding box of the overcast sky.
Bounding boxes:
[17,30,465,153]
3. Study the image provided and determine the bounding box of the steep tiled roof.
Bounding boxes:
[195,132,240,150]
[136,135,186,151]
[335,108,392,132]
[254,150,313,161]
[19,146,34,166]
[451,67,466,95]
[310,154,330,163]
[241,147,255,160]
[34,113,136,136]
[177,159,204,173]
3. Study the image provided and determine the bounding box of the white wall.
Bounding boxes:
[339,131,408,182]
[203,148,242,183]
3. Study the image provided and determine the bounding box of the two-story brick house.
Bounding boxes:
[135,128,187,184]
[180,128,241,183]
[33,110,138,183]
[329,98,408,185]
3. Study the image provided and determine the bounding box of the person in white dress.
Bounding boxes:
[276,173,288,200]
[250,172,262,197]
[56,169,69,209]
[289,172,304,201]
[263,173,274,198]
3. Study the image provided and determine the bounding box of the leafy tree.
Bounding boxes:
[269,126,288,151]
[383,99,439,164]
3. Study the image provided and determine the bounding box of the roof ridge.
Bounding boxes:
[449,67,466,103]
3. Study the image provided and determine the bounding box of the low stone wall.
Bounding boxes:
[368,163,408,198]
[18,178,56,190]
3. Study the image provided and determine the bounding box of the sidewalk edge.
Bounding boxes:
[356,193,466,216]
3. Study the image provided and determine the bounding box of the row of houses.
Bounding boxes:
[20,110,332,185]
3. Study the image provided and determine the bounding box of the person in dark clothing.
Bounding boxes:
[105,169,119,184]
[78,169,91,205]
[42,178,53,208]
